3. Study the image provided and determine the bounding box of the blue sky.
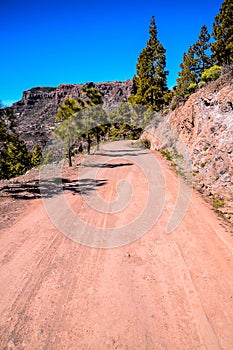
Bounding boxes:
[1,0,222,106]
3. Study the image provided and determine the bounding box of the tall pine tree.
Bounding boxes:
[211,0,233,65]
[176,47,197,98]
[129,16,168,111]
[176,25,212,99]
[193,25,212,78]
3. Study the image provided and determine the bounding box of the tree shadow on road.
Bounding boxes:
[82,162,133,169]
[95,152,147,157]
[0,178,108,200]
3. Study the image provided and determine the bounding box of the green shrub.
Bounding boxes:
[137,138,151,149]
[160,149,172,161]
[198,81,206,88]
[188,82,197,93]
[177,169,186,178]
[213,198,224,209]
[192,170,199,176]
[31,145,42,167]
[201,65,221,83]
[171,162,177,168]
[162,108,169,115]
[173,148,183,160]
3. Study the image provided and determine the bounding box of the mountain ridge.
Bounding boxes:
[13,80,133,150]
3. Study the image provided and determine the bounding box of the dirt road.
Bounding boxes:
[0,141,233,349]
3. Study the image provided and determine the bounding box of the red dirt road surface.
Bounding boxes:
[0,141,233,349]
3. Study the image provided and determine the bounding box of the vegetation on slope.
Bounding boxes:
[0,105,42,179]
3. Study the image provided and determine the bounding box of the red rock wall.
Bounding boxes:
[142,73,233,203]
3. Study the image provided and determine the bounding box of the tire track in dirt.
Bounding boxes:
[171,242,220,349]
[0,231,64,346]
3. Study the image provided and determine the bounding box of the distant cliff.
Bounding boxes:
[142,70,233,221]
[13,80,133,149]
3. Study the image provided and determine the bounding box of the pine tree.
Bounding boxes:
[176,25,212,99]
[82,84,103,106]
[211,0,233,65]
[5,136,31,178]
[81,84,105,153]
[55,98,83,166]
[193,25,213,78]
[0,109,10,178]
[56,98,83,122]
[31,145,42,167]
[129,16,168,111]
[55,85,104,162]
[0,107,32,179]
[176,47,197,98]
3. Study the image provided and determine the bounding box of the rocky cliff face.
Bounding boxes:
[13,80,133,149]
[142,71,233,220]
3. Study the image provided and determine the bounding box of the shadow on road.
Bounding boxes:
[95,152,147,157]
[0,146,147,201]
[100,149,142,153]
[82,162,133,169]
[0,178,108,200]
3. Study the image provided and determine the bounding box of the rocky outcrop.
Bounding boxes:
[13,80,133,149]
[142,71,233,218]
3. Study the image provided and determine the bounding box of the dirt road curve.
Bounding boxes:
[0,141,233,350]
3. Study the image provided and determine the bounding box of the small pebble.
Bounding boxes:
[7,340,16,349]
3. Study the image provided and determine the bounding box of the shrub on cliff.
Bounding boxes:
[201,65,221,83]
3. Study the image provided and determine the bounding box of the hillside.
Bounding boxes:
[142,70,233,222]
[13,80,133,150]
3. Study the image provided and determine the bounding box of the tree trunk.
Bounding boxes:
[87,133,91,155]
[96,131,100,151]
[68,139,72,167]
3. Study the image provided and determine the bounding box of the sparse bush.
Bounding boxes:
[140,138,151,149]
[213,198,224,209]
[173,148,184,160]
[134,138,151,149]
[177,169,186,178]
[160,149,172,161]
[171,161,177,168]
[192,170,199,176]
[171,102,177,111]
[162,108,169,115]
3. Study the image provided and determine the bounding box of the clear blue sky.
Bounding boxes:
[1,0,223,106]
